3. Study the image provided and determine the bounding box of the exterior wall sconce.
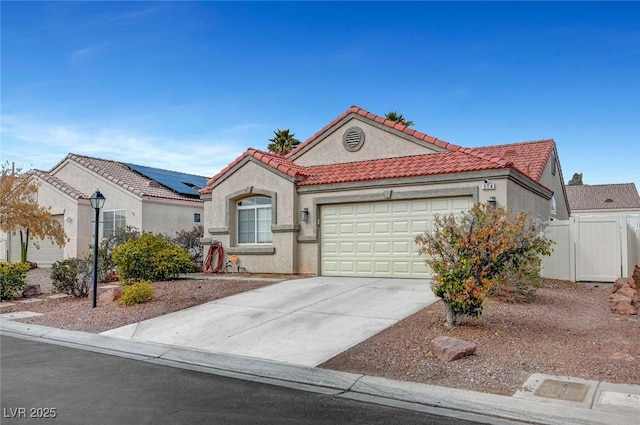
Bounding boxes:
[300,207,309,222]
[487,196,497,208]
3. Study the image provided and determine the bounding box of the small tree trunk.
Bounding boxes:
[20,229,29,263]
[444,303,465,328]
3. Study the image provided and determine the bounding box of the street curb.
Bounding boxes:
[1,320,636,425]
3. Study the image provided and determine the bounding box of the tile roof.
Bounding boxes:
[55,154,203,202]
[31,169,89,200]
[566,183,640,211]
[474,139,556,183]
[297,151,505,186]
[201,149,308,193]
[202,106,557,192]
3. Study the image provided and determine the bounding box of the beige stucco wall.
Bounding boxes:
[141,198,203,237]
[205,157,558,275]
[291,117,442,167]
[203,160,299,274]
[537,151,570,220]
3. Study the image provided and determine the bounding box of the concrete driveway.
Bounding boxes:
[101,277,438,367]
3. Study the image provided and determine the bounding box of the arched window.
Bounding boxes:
[237,197,272,244]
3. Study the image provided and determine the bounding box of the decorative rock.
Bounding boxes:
[617,286,638,304]
[629,277,637,290]
[98,287,123,303]
[612,301,635,315]
[632,266,640,288]
[613,277,631,293]
[429,336,477,362]
[22,284,41,298]
[609,293,632,305]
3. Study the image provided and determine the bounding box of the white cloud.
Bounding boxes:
[69,42,109,65]
[0,114,251,177]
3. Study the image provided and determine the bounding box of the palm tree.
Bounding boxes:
[267,129,301,156]
[384,111,414,127]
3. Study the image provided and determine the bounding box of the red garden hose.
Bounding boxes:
[203,240,224,274]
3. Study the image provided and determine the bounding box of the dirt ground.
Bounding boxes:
[321,280,640,395]
[2,272,638,396]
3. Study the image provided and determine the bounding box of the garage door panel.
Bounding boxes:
[356,222,371,234]
[356,242,372,254]
[392,241,411,254]
[321,197,472,278]
[374,241,391,254]
[392,221,409,233]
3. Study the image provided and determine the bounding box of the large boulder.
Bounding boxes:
[98,286,123,303]
[429,336,477,362]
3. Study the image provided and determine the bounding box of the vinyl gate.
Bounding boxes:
[542,215,640,283]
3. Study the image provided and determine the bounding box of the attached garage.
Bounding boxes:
[9,215,64,267]
[320,197,473,278]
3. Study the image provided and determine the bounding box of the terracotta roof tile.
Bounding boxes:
[297,152,505,186]
[566,183,640,211]
[204,108,556,192]
[202,149,308,191]
[474,139,555,182]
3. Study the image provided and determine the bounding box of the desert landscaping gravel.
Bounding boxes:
[2,270,639,396]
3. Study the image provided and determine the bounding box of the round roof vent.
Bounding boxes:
[342,126,365,152]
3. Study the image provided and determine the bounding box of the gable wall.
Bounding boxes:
[537,153,570,220]
[204,160,298,273]
[53,161,144,229]
[292,117,441,167]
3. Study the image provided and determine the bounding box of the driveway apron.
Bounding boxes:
[101,277,438,366]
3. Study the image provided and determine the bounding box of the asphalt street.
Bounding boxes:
[1,336,491,425]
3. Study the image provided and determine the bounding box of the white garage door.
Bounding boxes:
[9,215,64,267]
[321,197,473,278]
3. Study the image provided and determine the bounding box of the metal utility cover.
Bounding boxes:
[534,379,590,402]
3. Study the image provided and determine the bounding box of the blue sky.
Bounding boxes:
[2,1,639,189]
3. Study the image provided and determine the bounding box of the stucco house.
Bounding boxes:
[4,153,206,266]
[200,106,569,278]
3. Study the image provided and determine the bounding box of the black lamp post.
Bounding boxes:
[89,190,106,308]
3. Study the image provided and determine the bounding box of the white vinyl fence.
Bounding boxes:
[542,214,640,283]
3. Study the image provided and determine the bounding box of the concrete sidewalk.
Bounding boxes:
[101,277,436,366]
[1,320,638,425]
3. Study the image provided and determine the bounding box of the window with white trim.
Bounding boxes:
[237,197,272,244]
[103,210,126,238]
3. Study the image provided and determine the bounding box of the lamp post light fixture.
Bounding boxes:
[89,190,106,308]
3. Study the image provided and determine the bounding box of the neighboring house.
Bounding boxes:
[565,183,640,217]
[200,105,569,278]
[6,154,206,266]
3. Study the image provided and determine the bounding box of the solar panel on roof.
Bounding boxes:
[125,163,208,197]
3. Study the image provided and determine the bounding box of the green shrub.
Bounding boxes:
[173,225,204,267]
[50,258,91,298]
[112,233,194,283]
[489,252,543,303]
[120,280,155,306]
[0,262,30,301]
[87,226,140,283]
[415,203,552,327]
